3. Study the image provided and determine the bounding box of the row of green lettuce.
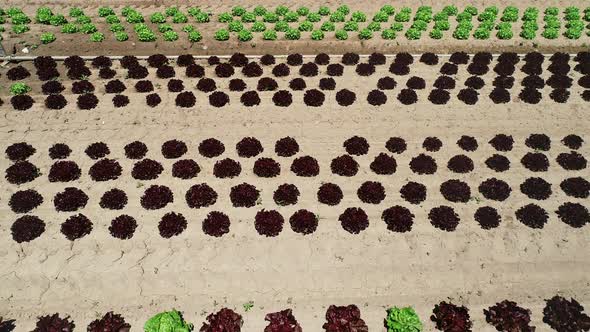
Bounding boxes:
[1,5,590,44]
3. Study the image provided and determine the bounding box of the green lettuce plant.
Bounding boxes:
[69,7,84,17]
[284,11,298,22]
[311,29,324,40]
[158,24,173,32]
[263,12,278,23]
[49,15,67,26]
[318,6,330,16]
[232,6,246,16]
[228,20,244,32]
[219,12,232,23]
[237,29,253,41]
[367,22,381,31]
[443,5,458,16]
[337,5,350,15]
[391,22,404,31]
[10,83,31,95]
[395,11,410,22]
[126,11,144,23]
[121,6,133,17]
[241,12,256,23]
[307,12,321,22]
[35,7,52,24]
[411,20,427,31]
[453,26,471,39]
[251,21,266,32]
[61,23,78,33]
[564,27,582,39]
[195,12,209,23]
[522,7,539,21]
[275,21,289,32]
[11,13,31,24]
[429,28,443,39]
[172,13,188,23]
[110,23,125,32]
[80,23,97,34]
[105,15,120,24]
[134,23,148,32]
[188,30,202,42]
[465,6,478,16]
[144,310,193,332]
[382,5,395,15]
[214,29,230,40]
[285,28,300,40]
[98,7,115,17]
[321,21,335,31]
[297,7,309,16]
[433,12,448,21]
[545,7,559,16]
[456,12,472,22]
[351,11,367,22]
[90,32,105,42]
[12,24,29,34]
[6,7,24,17]
[262,29,277,40]
[114,31,128,41]
[137,29,156,41]
[381,29,396,39]
[165,6,179,16]
[405,28,421,39]
[254,6,267,16]
[497,28,513,39]
[163,30,178,41]
[434,20,450,31]
[40,32,56,44]
[344,21,358,31]
[385,307,422,332]
[474,28,491,39]
[542,27,559,39]
[358,28,373,39]
[335,29,348,40]
[76,15,91,24]
[373,11,389,22]
[501,7,519,22]
[275,5,289,16]
[330,11,346,23]
[520,28,536,39]
[151,13,166,23]
[187,7,200,16]
[298,20,313,31]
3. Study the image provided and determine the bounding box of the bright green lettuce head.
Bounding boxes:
[144,309,193,332]
[385,306,422,332]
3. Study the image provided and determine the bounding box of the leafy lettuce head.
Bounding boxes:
[385,306,423,332]
[144,309,193,332]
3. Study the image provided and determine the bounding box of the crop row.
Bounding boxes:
[3,134,585,160]
[1,295,588,332]
[8,52,590,83]
[2,5,590,45]
[4,52,590,110]
[8,196,589,243]
[4,134,588,184]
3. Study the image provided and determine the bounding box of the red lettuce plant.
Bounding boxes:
[264,309,302,332]
[200,308,242,332]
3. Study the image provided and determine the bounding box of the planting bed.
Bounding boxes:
[2,3,590,56]
[3,51,590,111]
[1,129,588,330]
[1,2,590,330]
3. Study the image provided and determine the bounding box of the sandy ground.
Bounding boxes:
[2,0,590,56]
[0,52,589,331]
